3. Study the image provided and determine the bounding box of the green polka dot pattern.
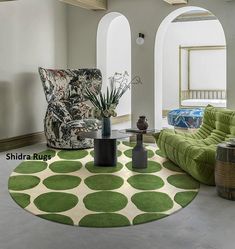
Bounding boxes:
[163,161,183,172]
[126,161,162,173]
[84,191,128,212]
[131,192,174,212]
[10,193,30,208]
[84,175,124,190]
[43,175,81,190]
[174,191,198,207]
[38,214,74,225]
[133,213,168,225]
[127,175,164,190]
[36,150,56,159]
[85,161,123,173]
[167,174,200,189]
[57,150,88,160]
[8,175,40,191]
[49,161,82,173]
[34,192,78,212]
[14,161,47,174]
[124,149,154,159]
[79,213,130,228]
[8,142,199,227]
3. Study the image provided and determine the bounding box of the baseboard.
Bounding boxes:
[0,114,131,152]
[130,134,156,144]
[112,114,131,125]
[162,110,170,117]
[0,132,46,152]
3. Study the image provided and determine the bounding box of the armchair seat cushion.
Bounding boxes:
[66,119,101,131]
[45,118,101,150]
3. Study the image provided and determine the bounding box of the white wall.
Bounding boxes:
[67,1,235,129]
[0,0,67,139]
[106,15,131,116]
[162,20,226,110]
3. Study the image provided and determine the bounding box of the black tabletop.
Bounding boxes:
[120,128,161,135]
[79,130,132,140]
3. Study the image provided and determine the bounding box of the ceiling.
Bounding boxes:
[173,10,218,22]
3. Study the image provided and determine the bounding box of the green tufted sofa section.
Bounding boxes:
[155,106,235,185]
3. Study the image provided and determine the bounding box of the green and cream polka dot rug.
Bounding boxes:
[8,142,200,228]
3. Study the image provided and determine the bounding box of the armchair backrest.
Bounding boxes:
[38,68,102,103]
[199,105,235,140]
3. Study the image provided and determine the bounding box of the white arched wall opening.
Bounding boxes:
[154,6,226,129]
[97,12,132,118]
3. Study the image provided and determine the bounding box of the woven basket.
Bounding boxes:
[215,144,235,201]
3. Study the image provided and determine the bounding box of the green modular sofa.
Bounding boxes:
[155,106,235,185]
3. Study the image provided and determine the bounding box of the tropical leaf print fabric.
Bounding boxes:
[39,68,102,149]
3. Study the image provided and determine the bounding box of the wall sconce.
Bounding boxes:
[136,33,145,46]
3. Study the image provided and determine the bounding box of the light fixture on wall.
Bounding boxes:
[136,33,145,46]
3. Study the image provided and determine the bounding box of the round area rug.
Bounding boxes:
[8,142,200,228]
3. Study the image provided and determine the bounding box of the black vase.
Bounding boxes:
[102,117,111,136]
[137,116,148,130]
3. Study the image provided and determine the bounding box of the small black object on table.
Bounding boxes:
[79,130,131,167]
[121,129,160,169]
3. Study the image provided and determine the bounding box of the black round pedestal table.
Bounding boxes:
[79,131,131,167]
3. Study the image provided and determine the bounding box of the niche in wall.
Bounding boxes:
[97,12,132,118]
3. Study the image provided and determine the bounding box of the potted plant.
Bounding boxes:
[84,72,141,136]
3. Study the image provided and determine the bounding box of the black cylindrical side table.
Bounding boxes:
[215,143,235,201]
[94,139,117,167]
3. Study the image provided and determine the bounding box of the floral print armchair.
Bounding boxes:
[39,68,102,149]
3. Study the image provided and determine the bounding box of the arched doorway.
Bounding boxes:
[154,7,226,129]
[97,12,131,121]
